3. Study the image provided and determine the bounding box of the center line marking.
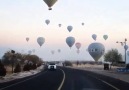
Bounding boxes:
[58,69,65,90]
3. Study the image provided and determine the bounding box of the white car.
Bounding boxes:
[48,63,57,70]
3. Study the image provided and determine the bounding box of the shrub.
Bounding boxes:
[14,63,21,73]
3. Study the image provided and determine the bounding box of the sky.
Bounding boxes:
[0,0,129,62]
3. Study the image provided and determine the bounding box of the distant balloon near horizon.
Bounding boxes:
[28,50,32,55]
[82,22,84,26]
[92,34,97,41]
[58,49,61,53]
[75,42,81,50]
[43,0,57,10]
[51,50,55,54]
[103,35,108,40]
[58,24,62,27]
[45,19,50,25]
[88,42,105,62]
[26,37,29,42]
[66,36,75,48]
[37,37,45,47]
[67,26,73,32]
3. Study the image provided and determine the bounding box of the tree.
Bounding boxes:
[104,49,122,65]
[0,60,6,76]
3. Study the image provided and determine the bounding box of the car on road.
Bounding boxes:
[48,63,57,70]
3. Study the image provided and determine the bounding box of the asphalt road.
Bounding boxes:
[0,67,129,90]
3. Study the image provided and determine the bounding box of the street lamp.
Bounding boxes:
[116,38,128,64]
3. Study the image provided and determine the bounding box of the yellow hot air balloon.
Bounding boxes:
[43,0,58,10]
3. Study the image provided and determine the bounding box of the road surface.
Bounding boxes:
[0,67,129,90]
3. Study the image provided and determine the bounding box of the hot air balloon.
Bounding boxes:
[58,49,61,53]
[92,34,97,41]
[88,42,105,62]
[51,50,55,54]
[26,37,29,42]
[37,37,45,47]
[28,50,32,55]
[124,45,128,50]
[103,35,108,40]
[75,42,81,50]
[45,19,50,25]
[67,26,73,32]
[43,0,57,10]
[82,22,84,26]
[66,36,75,48]
[58,24,61,27]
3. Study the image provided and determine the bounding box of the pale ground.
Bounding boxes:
[72,64,129,83]
[0,65,44,83]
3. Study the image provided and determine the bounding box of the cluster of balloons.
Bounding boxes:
[92,34,108,41]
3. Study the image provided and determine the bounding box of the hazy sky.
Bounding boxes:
[0,0,129,62]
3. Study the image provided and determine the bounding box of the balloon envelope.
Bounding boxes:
[45,19,50,25]
[92,34,97,41]
[75,42,81,50]
[58,49,61,53]
[37,37,45,47]
[26,37,29,42]
[43,0,57,10]
[88,42,105,61]
[58,24,61,27]
[67,26,73,32]
[124,45,128,50]
[82,23,84,26]
[51,50,55,54]
[28,50,32,54]
[66,36,75,48]
[103,35,108,40]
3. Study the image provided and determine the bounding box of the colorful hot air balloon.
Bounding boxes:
[92,34,97,41]
[88,42,105,62]
[26,37,29,42]
[66,36,75,48]
[75,42,81,50]
[43,0,57,10]
[45,19,50,25]
[67,26,73,32]
[103,35,108,40]
[37,37,45,47]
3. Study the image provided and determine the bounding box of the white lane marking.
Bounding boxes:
[57,69,65,90]
[0,71,47,90]
[100,79,120,90]
[89,74,120,90]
